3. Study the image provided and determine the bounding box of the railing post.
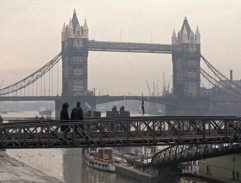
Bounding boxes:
[100,121,102,146]
[23,128,26,147]
[178,120,181,143]
[87,123,90,145]
[126,121,129,145]
[47,125,50,147]
[72,123,75,146]
[153,121,156,145]
[203,120,206,142]
[224,120,228,142]
[40,124,43,141]
[0,128,2,148]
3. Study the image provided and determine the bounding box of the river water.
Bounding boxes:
[2,111,207,183]
[3,111,141,183]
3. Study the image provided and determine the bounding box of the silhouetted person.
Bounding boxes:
[0,116,3,126]
[60,102,70,139]
[71,101,84,136]
[0,115,5,134]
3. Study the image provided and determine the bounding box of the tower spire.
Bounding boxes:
[61,23,66,41]
[83,18,88,38]
[195,26,200,35]
[62,23,65,33]
[172,28,177,45]
[68,18,73,29]
[83,19,88,29]
[172,29,177,38]
[72,9,80,33]
[195,26,200,43]
[181,17,191,33]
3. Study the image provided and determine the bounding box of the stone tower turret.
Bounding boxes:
[172,29,177,45]
[195,26,200,43]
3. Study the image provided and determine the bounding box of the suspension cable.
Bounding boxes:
[57,61,59,95]
[201,55,241,91]
[0,52,62,95]
[201,69,241,99]
[201,68,241,96]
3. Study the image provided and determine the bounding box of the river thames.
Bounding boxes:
[2,111,215,183]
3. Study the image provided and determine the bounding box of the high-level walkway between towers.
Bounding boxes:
[0,116,241,149]
[88,41,182,53]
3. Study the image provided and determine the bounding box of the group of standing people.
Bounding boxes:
[60,101,84,139]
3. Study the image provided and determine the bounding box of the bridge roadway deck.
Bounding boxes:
[0,96,61,101]
[96,95,175,105]
[0,116,241,149]
[88,41,182,53]
[0,95,175,105]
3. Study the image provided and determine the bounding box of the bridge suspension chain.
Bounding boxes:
[201,55,241,98]
[200,68,241,99]
[0,52,62,96]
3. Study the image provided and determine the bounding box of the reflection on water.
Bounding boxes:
[63,149,138,183]
[7,148,139,183]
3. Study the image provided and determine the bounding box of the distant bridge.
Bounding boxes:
[95,95,175,105]
[0,95,175,105]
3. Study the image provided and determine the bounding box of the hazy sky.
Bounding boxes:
[1,0,241,96]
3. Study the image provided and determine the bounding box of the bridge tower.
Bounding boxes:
[57,10,95,115]
[61,10,89,97]
[169,17,209,115]
[172,17,200,97]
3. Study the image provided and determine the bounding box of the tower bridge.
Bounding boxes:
[62,11,202,115]
[61,12,200,100]
[1,11,241,168]
[0,11,240,116]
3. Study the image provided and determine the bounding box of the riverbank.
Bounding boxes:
[0,151,62,183]
[181,173,237,183]
[116,164,158,183]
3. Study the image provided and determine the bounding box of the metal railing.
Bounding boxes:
[0,116,241,149]
[151,143,241,168]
